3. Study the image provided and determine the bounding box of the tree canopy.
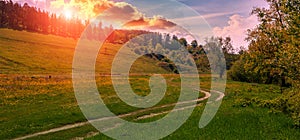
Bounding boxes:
[229,0,300,87]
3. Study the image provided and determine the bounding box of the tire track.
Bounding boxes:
[13,89,224,140]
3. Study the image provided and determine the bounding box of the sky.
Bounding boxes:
[177,0,269,48]
[14,0,269,49]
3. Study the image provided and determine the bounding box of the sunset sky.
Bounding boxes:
[14,0,268,49]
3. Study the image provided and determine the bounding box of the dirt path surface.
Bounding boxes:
[13,89,224,140]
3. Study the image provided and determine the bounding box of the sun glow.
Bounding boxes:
[64,10,73,19]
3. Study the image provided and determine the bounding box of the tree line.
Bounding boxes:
[0,0,115,39]
[107,30,239,76]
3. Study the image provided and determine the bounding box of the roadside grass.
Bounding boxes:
[88,80,300,139]
[2,76,297,139]
[0,74,204,139]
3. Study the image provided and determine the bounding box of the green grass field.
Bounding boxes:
[0,29,299,139]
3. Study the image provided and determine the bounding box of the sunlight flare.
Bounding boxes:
[64,9,72,20]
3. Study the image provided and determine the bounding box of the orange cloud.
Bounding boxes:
[93,2,113,14]
[123,17,176,30]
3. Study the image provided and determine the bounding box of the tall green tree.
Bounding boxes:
[243,0,299,86]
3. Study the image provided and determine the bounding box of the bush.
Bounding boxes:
[231,85,300,127]
[258,87,300,127]
[228,59,248,82]
[286,88,300,127]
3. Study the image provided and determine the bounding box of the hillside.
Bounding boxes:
[0,29,171,75]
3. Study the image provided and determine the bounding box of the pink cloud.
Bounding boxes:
[213,14,259,49]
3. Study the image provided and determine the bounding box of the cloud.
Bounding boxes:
[99,2,142,24]
[181,0,268,28]
[213,14,258,49]
[50,0,115,19]
[123,16,176,30]
[50,0,143,21]
[49,0,177,30]
[50,0,64,8]
[93,1,114,14]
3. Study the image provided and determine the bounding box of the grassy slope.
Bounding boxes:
[0,29,299,139]
[0,29,75,74]
[0,29,170,74]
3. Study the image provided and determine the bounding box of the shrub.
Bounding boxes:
[228,59,249,82]
[258,87,300,127]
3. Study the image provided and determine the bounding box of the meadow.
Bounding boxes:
[0,29,299,139]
